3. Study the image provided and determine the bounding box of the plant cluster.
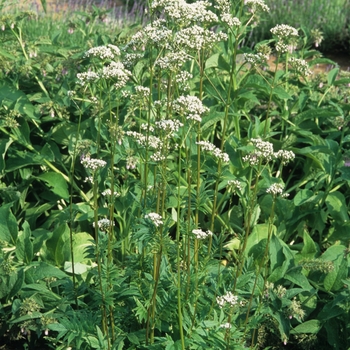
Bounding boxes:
[1,0,350,349]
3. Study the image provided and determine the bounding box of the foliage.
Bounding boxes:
[248,0,350,53]
[1,0,350,349]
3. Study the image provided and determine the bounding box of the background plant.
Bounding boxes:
[1,0,350,349]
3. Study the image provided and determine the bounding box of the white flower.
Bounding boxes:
[175,25,227,51]
[102,189,120,197]
[288,57,312,76]
[274,149,295,164]
[93,218,114,232]
[196,141,229,163]
[81,155,107,171]
[173,95,209,122]
[243,138,274,165]
[126,131,162,149]
[270,24,298,39]
[220,323,231,329]
[266,183,285,196]
[227,179,242,191]
[216,292,238,308]
[245,0,270,13]
[76,71,100,86]
[192,229,213,239]
[145,212,163,227]
[84,44,121,60]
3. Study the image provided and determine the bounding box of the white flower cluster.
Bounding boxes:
[81,155,107,171]
[222,14,241,27]
[173,95,209,122]
[145,212,163,227]
[175,25,227,51]
[220,323,231,329]
[216,292,238,308]
[243,138,274,165]
[274,149,295,165]
[126,131,162,149]
[127,20,172,49]
[227,179,242,191]
[155,119,183,137]
[243,139,295,166]
[77,61,131,89]
[271,24,298,54]
[150,151,166,162]
[102,189,120,197]
[175,71,192,91]
[76,71,100,86]
[101,61,132,88]
[288,57,311,76]
[155,51,190,71]
[84,44,121,60]
[196,141,230,163]
[126,156,137,170]
[192,229,213,239]
[122,53,144,69]
[244,52,267,66]
[215,0,241,27]
[93,218,115,232]
[135,85,151,98]
[266,183,286,196]
[151,0,218,26]
[270,24,298,39]
[245,0,270,13]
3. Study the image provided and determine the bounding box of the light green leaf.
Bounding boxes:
[37,172,69,200]
[327,67,339,86]
[325,191,349,222]
[291,319,321,334]
[0,203,18,245]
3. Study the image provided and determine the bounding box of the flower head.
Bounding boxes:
[145,212,163,227]
[192,229,213,239]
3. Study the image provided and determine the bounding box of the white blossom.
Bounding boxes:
[81,155,107,171]
[145,212,163,227]
[196,141,230,163]
[216,292,238,308]
[93,218,114,232]
[192,229,213,239]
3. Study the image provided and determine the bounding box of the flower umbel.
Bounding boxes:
[192,229,213,239]
[145,213,163,227]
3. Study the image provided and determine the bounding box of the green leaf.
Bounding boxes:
[0,270,19,300]
[273,86,291,100]
[0,48,16,60]
[285,269,312,291]
[300,229,318,259]
[327,67,339,86]
[205,53,230,72]
[293,189,314,207]
[36,172,69,200]
[41,224,70,267]
[324,254,347,292]
[62,231,94,263]
[8,267,24,299]
[291,319,322,334]
[16,221,34,265]
[40,0,47,13]
[0,81,38,120]
[0,203,18,245]
[325,191,349,222]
